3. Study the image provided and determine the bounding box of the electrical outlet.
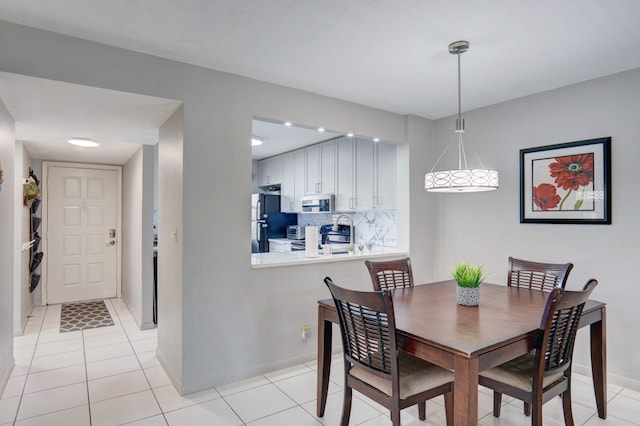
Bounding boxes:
[301,323,311,340]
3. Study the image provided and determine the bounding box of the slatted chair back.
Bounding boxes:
[324,277,397,378]
[535,279,598,378]
[365,257,414,291]
[508,257,573,292]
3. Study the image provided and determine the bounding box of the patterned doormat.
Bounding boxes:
[60,300,114,333]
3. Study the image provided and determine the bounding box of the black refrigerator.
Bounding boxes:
[251,193,297,253]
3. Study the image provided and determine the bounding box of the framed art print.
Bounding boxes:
[520,137,611,224]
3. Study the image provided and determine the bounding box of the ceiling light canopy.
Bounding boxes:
[425,41,498,193]
[68,137,99,148]
[251,136,263,146]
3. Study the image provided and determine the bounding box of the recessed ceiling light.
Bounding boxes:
[284,121,292,127]
[68,138,99,148]
[373,137,380,142]
[251,136,263,146]
[318,127,325,132]
[347,132,354,138]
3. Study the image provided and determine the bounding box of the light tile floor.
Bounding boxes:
[2,299,639,425]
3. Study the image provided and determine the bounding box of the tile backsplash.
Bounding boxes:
[297,211,397,248]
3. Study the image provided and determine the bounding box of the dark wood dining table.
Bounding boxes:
[316,280,606,425]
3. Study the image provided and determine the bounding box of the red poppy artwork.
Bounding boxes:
[532,183,561,211]
[520,137,611,224]
[531,153,595,211]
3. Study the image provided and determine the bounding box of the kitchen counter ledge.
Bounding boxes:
[251,248,407,268]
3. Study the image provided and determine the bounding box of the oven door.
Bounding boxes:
[290,240,306,251]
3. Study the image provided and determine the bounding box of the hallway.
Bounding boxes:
[1,299,639,425]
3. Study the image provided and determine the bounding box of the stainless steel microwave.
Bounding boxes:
[301,194,334,213]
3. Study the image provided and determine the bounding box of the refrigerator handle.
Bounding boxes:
[256,222,261,242]
[256,199,262,219]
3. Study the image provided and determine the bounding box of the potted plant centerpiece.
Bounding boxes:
[451,261,487,306]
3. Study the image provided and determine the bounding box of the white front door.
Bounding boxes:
[44,163,120,304]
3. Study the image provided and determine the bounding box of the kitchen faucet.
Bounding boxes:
[332,214,354,248]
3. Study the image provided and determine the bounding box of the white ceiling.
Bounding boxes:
[0,72,182,164]
[1,0,640,162]
[252,119,343,160]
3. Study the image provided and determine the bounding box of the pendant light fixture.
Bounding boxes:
[425,41,499,192]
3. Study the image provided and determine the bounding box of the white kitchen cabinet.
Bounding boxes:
[258,155,282,187]
[373,142,396,210]
[268,239,292,253]
[335,137,374,211]
[305,140,336,194]
[281,150,305,212]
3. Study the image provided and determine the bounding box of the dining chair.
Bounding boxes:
[324,276,454,426]
[508,256,574,416]
[365,257,414,291]
[508,256,574,292]
[479,279,598,426]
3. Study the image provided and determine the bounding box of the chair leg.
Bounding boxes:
[493,391,503,417]
[340,386,352,426]
[531,399,544,426]
[418,401,426,420]
[444,391,454,426]
[562,389,575,426]
[524,401,531,416]
[391,406,401,426]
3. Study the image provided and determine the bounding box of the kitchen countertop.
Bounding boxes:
[251,247,407,268]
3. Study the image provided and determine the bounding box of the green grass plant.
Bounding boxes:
[450,262,487,288]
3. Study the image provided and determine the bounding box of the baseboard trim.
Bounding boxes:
[0,357,15,396]
[573,363,640,392]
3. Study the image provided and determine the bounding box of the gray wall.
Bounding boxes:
[157,106,184,390]
[1,20,638,394]
[14,141,33,335]
[0,97,15,391]
[429,69,640,387]
[122,145,155,329]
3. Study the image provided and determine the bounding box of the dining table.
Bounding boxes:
[316,280,607,425]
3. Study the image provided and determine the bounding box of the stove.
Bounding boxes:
[289,224,353,251]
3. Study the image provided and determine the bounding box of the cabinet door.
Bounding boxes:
[293,150,305,211]
[374,142,396,210]
[305,140,335,194]
[281,152,296,212]
[354,139,374,210]
[258,156,282,186]
[319,140,336,194]
[281,151,305,212]
[335,137,354,211]
[305,145,320,194]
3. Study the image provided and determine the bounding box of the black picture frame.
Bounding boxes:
[520,137,611,224]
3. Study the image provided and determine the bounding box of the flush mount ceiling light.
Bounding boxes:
[251,136,263,146]
[68,138,99,148]
[424,41,499,193]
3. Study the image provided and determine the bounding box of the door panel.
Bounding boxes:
[46,165,119,304]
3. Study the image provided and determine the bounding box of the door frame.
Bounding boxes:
[41,161,123,305]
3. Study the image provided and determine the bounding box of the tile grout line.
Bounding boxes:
[82,307,93,426]
[10,305,48,425]
[106,297,170,425]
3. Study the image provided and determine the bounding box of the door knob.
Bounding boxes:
[109,240,116,246]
